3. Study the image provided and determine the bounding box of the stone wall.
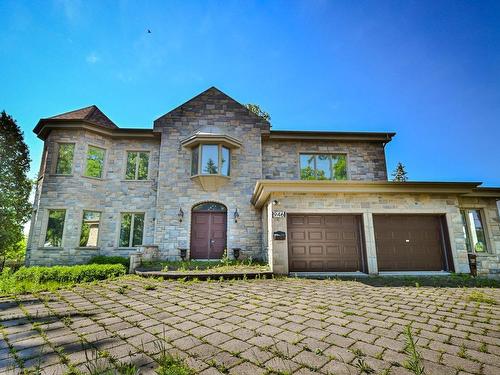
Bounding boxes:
[152,88,270,261]
[266,192,485,275]
[26,128,161,265]
[262,140,388,180]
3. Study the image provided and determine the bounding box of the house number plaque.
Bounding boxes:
[272,211,286,218]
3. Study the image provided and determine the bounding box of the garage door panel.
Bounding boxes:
[307,216,322,225]
[374,215,447,272]
[290,216,305,225]
[288,214,365,272]
[309,246,323,255]
[308,231,323,241]
[290,246,307,256]
[290,231,306,240]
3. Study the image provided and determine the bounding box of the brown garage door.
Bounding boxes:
[287,214,366,272]
[374,214,452,271]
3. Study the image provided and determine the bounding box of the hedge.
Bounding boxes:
[13,264,126,284]
[88,255,130,268]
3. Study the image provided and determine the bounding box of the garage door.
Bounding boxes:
[374,214,451,271]
[287,214,366,272]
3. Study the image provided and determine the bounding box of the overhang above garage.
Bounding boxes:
[250,180,496,208]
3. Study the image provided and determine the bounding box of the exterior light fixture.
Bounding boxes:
[178,207,184,222]
[272,200,279,205]
[233,208,240,223]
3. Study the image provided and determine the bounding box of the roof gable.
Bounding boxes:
[48,105,117,129]
[154,86,270,129]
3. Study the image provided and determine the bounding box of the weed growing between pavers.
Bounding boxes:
[402,324,425,375]
[465,290,497,305]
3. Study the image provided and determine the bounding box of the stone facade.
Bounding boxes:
[264,191,500,276]
[152,88,269,260]
[26,87,500,276]
[262,140,388,180]
[26,128,160,265]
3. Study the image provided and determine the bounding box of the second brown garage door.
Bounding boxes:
[287,214,366,272]
[374,214,452,271]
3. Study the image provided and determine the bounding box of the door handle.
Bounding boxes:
[210,239,215,246]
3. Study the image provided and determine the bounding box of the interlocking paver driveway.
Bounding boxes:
[1,277,499,374]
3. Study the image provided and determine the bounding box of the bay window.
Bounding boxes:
[191,144,230,177]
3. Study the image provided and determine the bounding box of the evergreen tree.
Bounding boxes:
[392,162,408,182]
[0,111,32,269]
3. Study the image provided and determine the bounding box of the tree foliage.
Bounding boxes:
[245,103,271,123]
[392,162,408,182]
[0,111,32,268]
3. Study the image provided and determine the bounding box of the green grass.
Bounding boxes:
[140,258,269,274]
[0,264,126,297]
[345,274,500,288]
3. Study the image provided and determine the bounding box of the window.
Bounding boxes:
[461,209,488,253]
[119,213,144,247]
[125,151,149,180]
[55,143,74,175]
[85,146,105,178]
[44,209,66,247]
[300,154,347,180]
[79,211,101,247]
[191,144,230,176]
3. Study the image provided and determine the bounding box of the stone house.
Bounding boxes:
[27,87,500,276]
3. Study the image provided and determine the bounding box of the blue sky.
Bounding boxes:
[1,0,499,185]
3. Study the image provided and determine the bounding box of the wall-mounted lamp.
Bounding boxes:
[178,207,184,222]
[233,208,240,223]
[272,200,279,205]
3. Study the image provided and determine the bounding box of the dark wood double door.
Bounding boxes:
[190,211,227,259]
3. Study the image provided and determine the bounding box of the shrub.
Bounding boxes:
[88,255,130,268]
[13,264,126,284]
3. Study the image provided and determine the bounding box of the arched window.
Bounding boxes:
[192,202,227,212]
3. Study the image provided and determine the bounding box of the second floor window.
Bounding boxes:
[79,210,101,247]
[55,143,74,175]
[125,151,149,180]
[44,209,66,247]
[85,146,105,178]
[191,144,230,176]
[119,213,144,247]
[461,209,488,253]
[300,154,347,180]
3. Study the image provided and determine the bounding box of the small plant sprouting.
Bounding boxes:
[354,357,375,374]
[479,342,488,353]
[402,324,425,375]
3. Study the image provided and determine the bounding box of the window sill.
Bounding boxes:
[82,175,104,181]
[121,179,153,182]
[75,247,100,250]
[191,174,230,192]
[49,174,74,177]
[39,247,63,250]
[116,247,141,250]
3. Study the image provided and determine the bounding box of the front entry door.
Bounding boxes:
[190,211,227,259]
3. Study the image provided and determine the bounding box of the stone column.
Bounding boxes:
[363,212,378,275]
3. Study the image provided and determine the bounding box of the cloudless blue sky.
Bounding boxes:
[1,0,499,185]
